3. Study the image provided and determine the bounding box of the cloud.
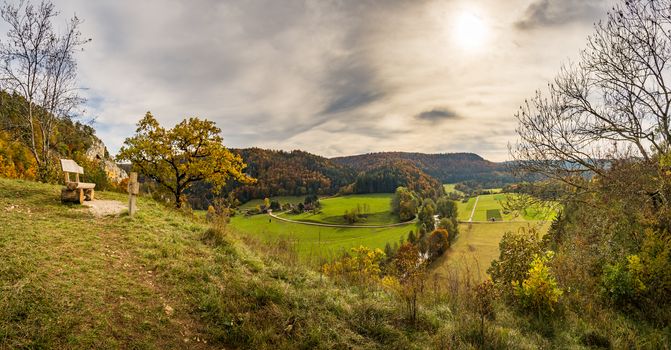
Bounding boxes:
[37,0,613,162]
[515,0,609,30]
[416,108,460,123]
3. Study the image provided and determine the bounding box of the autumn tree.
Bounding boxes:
[390,186,419,221]
[117,112,254,208]
[416,198,436,232]
[428,228,449,261]
[0,1,89,181]
[382,242,427,324]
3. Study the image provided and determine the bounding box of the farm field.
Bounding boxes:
[229,213,412,263]
[432,221,552,281]
[457,193,557,222]
[239,195,305,209]
[278,193,398,225]
[443,183,465,196]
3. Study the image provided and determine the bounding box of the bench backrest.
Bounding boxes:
[60,159,84,183]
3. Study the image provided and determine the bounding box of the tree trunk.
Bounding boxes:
[174,190,182,208]
[61,188,83,204]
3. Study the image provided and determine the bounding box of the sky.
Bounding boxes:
[47,0,615,161]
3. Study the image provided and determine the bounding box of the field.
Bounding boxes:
[442,183,464,196]
[432,221,552,280]
[238,195,305,209]
[230,213,412,263]
[278,193,398,225]
[457,193,557,222]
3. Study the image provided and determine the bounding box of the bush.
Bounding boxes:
[488,227,542,294]
[602,255,646,307]
[513,251,563,315]
[428,229,449,261]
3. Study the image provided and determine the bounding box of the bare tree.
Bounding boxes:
[511,0,671,194]
[0,1,89,181]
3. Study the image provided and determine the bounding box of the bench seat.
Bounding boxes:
[60,159,96,204]
[65,182,96,190]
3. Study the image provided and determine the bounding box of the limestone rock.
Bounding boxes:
[85,137,128,184]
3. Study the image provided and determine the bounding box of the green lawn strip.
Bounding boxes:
[486,209,502,221]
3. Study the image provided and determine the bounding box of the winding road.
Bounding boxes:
[267,210,416,229]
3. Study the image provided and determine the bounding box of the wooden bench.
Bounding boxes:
[60,159,96,204]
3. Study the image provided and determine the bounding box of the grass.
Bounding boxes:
[443,183,465,196]
[457,194,557,222]
[1,177,665,348]
[0,178,417,348]
[486,209,502,221]
[230,213,412,263]
[432,221,552,281]
[239,195,306,210]
[278,193,398,225]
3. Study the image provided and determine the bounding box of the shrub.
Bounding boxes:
[602,255,646,307]
[488,227,542,294]
[428,229,449,261]
[322,246,385,287]
[473,279,498,345]
[513,251,563,315]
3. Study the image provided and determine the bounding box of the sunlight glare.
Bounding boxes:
[453,11,488,51]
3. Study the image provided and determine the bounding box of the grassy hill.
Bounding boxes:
[2,177,663,349]
[0,178,420,348]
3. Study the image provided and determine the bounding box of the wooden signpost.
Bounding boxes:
[128,172,139,216]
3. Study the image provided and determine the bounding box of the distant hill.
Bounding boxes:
[332,152,517,187]
[225,148,356,203]
[347,159,444,199]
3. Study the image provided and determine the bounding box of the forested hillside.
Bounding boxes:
[349,159,443,198]
[333,152,516,187]
[226,148,356,203]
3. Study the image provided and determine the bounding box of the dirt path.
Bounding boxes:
[268,210,415,228]
[468,196,480,222]
[84,200,127,217]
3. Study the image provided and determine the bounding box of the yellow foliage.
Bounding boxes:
[514,251,563,314]
[322,246,386,285]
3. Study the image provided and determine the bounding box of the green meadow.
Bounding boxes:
[238,195,305,209]
[457,193,557,222]
[278,193,399,225]
[229,213,412,263]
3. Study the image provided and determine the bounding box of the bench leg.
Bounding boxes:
[84,189,94,201]
[61,188,84,204]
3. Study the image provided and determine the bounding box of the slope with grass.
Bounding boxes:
[0,178,417,348]
[1,177,663,348]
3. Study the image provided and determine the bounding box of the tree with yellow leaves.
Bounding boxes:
[117,112,255,208]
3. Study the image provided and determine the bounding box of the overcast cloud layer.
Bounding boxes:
[44,0,613,161]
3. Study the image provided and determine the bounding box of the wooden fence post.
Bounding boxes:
[128,172,139,216]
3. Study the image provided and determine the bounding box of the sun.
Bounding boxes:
[453,11,488,51]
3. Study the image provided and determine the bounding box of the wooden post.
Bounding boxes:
[128,172,139,216]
